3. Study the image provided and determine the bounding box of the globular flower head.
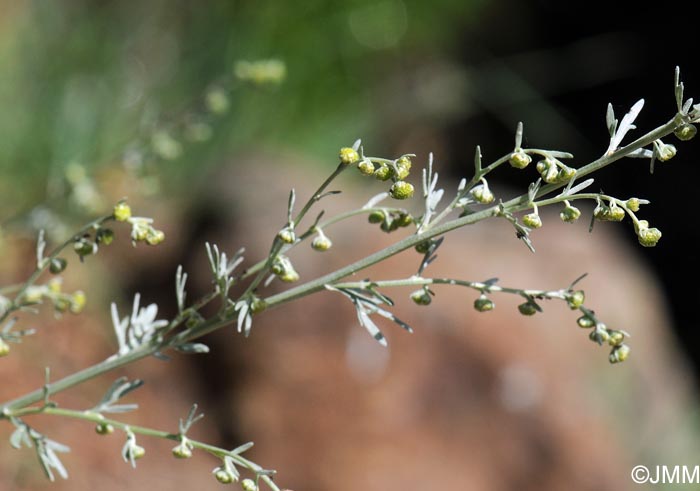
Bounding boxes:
[637,226,662,247]
[368,210,385,224]
[609,343,630,364]
[410,288,432,306]
[471,182,494,204]
[607,330,625,347]
[560,204,581,223]
[389,181,414,200]
[654,140,677,162]
[518,302,538,316]
[339,147,359,165]
[311,233,333,252]
[277,227,296,244]
[396,156,412,180]
[674,123,697,141]
[374,164,393,181]
[509,151,531,169]
[566,290,585,309]
[113,202,132,222]
[474,294,494,312]
[357,159,375,176]
[576,314,595,328]
[625,197,641,212]
[241,479,258,491]
[523,213,542,229]
[95,423,114,435]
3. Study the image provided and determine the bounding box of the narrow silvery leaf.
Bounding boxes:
[683,97,694,115]
[558,178,594,197]
[102,403,139,413]
[36,230,46,269]
[373,307,413,333]
[287,189,296,222]
[627,148,653,159]
[357,308,387,347]
[9,425,29,449]
[457,178,467,192]
[605,103,616,136]
[175,342,210,354]
[175,265,187,313]
[363,192,389,209]
[231,441,254,455]
[545,151,575,159]
[514,122,524,149]
[474,146,482,174]
[352,138,361,151]
[606,99,644,155]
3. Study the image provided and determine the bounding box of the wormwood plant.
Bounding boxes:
[0,67,697,489]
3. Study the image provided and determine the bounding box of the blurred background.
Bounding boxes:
[1,1,699,490]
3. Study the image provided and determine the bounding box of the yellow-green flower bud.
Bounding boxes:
[522,213,542,229]
[608,205,625,221]
[339,147,359,165]
[311,235,333,251]
[74,237,97,257]
[471,184,494,204]
[509,151,531,169]
[559,205,581,223]
[48,278,62,295]
[357,159,375,176]
[657,142,677,161]
[396,156,412,180]
[674,123,697,141]
[609,344,630,364]
[625,198,641,212]
[131,445,146,460]
[96,228,115,245]
[576,315,595,328]
[557,166,576,182]
[250,297,267,314]
[374,164,393,181]
[395,213,413,228]
[589,328,610,345]
[277,228,295,244]
[214,469,235,484]
[205,87,230,114]
[537,159,559,183]
[0,339,10,357]
[49,257,68,274]
[518,302,537,316]
[146,229,165,246]
[172,442,193,459]
[70,291,87,314]
[23,286,44,304]
[566,290,585,309]
[474,295,494,312]
[95,423,114,435]
[113,202,132,222]
[54,298,70,313]
[389,181,414,200]
[637,227,662,247]
[410,289,432,306]
[607,330,625,347]
[241,479,258,491]
[368,210,385,224]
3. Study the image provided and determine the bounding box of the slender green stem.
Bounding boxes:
[9,406,280,490]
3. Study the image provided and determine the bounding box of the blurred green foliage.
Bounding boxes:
[0,0,483,221]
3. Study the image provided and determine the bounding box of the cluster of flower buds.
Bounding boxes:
[509,150,532,169]
[577,312,630,363]
[559,201,581,223]
[593,199,626,222]
[536,157,576,184]
[474,294,495,312]
[113,202,165,247]
[340,147,416,200]
[367,209,413,233]
[22,278,86,315]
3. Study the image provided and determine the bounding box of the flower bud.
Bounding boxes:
[518,302,537,316]
[205,87,230,114]
[277,228,296,244]
[566,290,585,309]
[96,228,115,246]
[509,151,531,169]
[674,123,697,141]
[215,469,235,484]
[625,198,641,212]
[0,339,10,357]
[559,205,581,223]
[23,286,44,304]
[395,213,414,228]
[339,147,359,165]
[609,344,630,364]
[70,291,87,314]
[415,240,434,254]
[474,295,494,312]
[131,445,146,460]
[250,297,267,314]
[374,164,393,181]
[607,330,625,347]
[656,142,677,161]
[396,156,411,180]
[73,237,97,257]
[357,159,375,176]
[113,202,132,222]
[49,258,68,274]
[410,289,432,306]
[146,229,165,246]
[537,159,559,183]
[48,278,62,294]
[557,166,576,182]
[389,181,414,200]
[172,442,193,459]
[241,479,258,491]
[637,227,661,247]
[576,315,595,328]
[471,184,494,204]
[589,328,610,345]
[311,234,332,252]
[368,210,385,224]
[95,423,114,435]
[522,213,542,229]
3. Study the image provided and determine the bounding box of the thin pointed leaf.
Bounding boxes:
[357,309,387,347]
[474,146,482,174]
[606,103,616,136]
[514,122,524,149]
[231,441,255,455]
